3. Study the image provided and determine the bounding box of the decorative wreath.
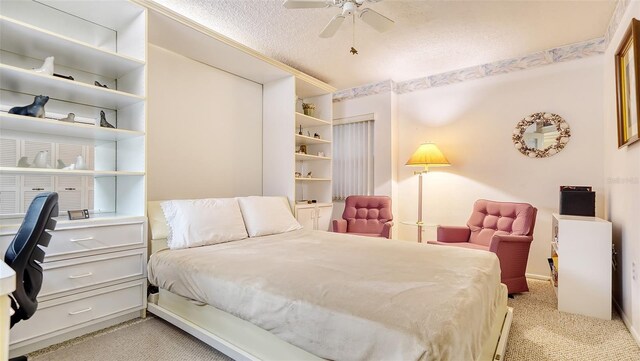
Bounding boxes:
[512,112,571,158]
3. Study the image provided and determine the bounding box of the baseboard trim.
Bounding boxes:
[525,273,550,281]
[614,299,640,347]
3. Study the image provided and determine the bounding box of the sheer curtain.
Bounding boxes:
[332,119,374,200]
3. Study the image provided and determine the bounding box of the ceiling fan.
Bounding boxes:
[283,0,394,38]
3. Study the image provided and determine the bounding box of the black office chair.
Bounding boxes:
[5,192,58,360]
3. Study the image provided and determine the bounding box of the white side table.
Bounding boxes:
[400,222,439,242]
[0,262,16,360]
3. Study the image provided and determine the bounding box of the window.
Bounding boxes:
[332,115,374,200]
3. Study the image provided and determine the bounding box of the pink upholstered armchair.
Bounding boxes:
[429,199,538,294]
[332,196,393,239]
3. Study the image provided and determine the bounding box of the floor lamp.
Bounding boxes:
[405,142,450,243]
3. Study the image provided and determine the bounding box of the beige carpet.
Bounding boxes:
[29,279,640,361]
[505,279,640,361]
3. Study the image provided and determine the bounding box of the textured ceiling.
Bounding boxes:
[152,0,617,90]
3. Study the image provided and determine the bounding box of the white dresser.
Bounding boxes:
[551,214,612,319]
[295,203,333,231]
[0,216,147,356]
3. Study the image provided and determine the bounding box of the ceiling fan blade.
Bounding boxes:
[319,14,345,38]
[283,0,331,9]
[358,8,394,32]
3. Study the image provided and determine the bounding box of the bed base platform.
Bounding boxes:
[147,289,513,361]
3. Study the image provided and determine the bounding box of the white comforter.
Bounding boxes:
[148,229,503,361]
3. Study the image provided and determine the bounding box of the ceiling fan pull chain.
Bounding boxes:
[350,13,358,55]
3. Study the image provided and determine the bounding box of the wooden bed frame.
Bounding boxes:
[146,239,513,361]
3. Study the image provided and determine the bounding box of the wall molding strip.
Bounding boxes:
[333,0,630,103]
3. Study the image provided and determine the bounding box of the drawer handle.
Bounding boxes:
[69,237,94,242]
[68,307,92,315]
[64,187,76,191]
[68,272,93,279]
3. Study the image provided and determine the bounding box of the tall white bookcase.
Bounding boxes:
[551,214,612,319]
[0,0,148,355]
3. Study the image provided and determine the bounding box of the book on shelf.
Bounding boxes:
[547,258,558,287]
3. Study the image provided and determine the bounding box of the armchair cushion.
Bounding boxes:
[467,199,536,247]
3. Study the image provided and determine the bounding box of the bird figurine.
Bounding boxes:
[57,160,66,169]
[9,95,49,118]
[33,56,54,76]
[94,81,108,88]
[32,150,50,168]
[74,155,87,170]
[99,110,115,128]
[59,113,75,123]
[17,157,30,168]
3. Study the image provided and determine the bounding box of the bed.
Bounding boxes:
[146,200,512,361]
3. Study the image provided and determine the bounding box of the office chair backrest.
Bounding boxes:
[4,192,58,328]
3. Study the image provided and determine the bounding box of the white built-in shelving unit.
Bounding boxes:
[0,0,146,218]
[0,0,148,356]
[551,214,612,320]
[263,75,334,230]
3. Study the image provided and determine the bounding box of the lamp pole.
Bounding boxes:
[416,166,427,243]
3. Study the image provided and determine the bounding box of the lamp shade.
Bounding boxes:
[406,142,450,169]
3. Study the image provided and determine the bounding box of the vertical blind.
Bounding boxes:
[332,119,374,200]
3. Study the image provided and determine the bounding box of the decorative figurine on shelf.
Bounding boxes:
[56,160,66,169]
[33,56,54,75]
[302,102,316,117]
[314,133,320,139]
[99,110,115,128]
[318,151,325,157]
[299,125,303,136]
[58,113,75,123]
[94,81,109,89]
[9,95,49,118]
[17,157,30,168]
[298,145,307,154]
[53,74,74,81]
[307,131,311,137]
[295,172,302,178]
[32,150,50,168]
[306,171,313,178]
[74,155,87,170]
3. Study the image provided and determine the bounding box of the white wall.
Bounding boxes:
[147,45,263,201]
[603,3,640,342]
[332,91,398,236]
[397,56,605,277]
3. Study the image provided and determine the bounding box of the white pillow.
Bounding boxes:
[160,198,248,250]
[237,196,302,237]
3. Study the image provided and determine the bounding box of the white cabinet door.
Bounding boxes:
[0,138,20,214]
[22,175,54,212]
[295,206,316,230]
[55,176,84,212]
[316,205,333,231]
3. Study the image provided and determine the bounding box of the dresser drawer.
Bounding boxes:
[0,223,145,261]
[10,280,145,344]
[39,249,146,299]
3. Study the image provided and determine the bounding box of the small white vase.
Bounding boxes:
[33,150,50,168]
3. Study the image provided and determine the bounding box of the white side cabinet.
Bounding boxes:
[0,217,148,356]
[551,214,612,319]
[295,203,333,231]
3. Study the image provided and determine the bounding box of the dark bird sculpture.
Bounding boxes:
[99,110,115,128]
